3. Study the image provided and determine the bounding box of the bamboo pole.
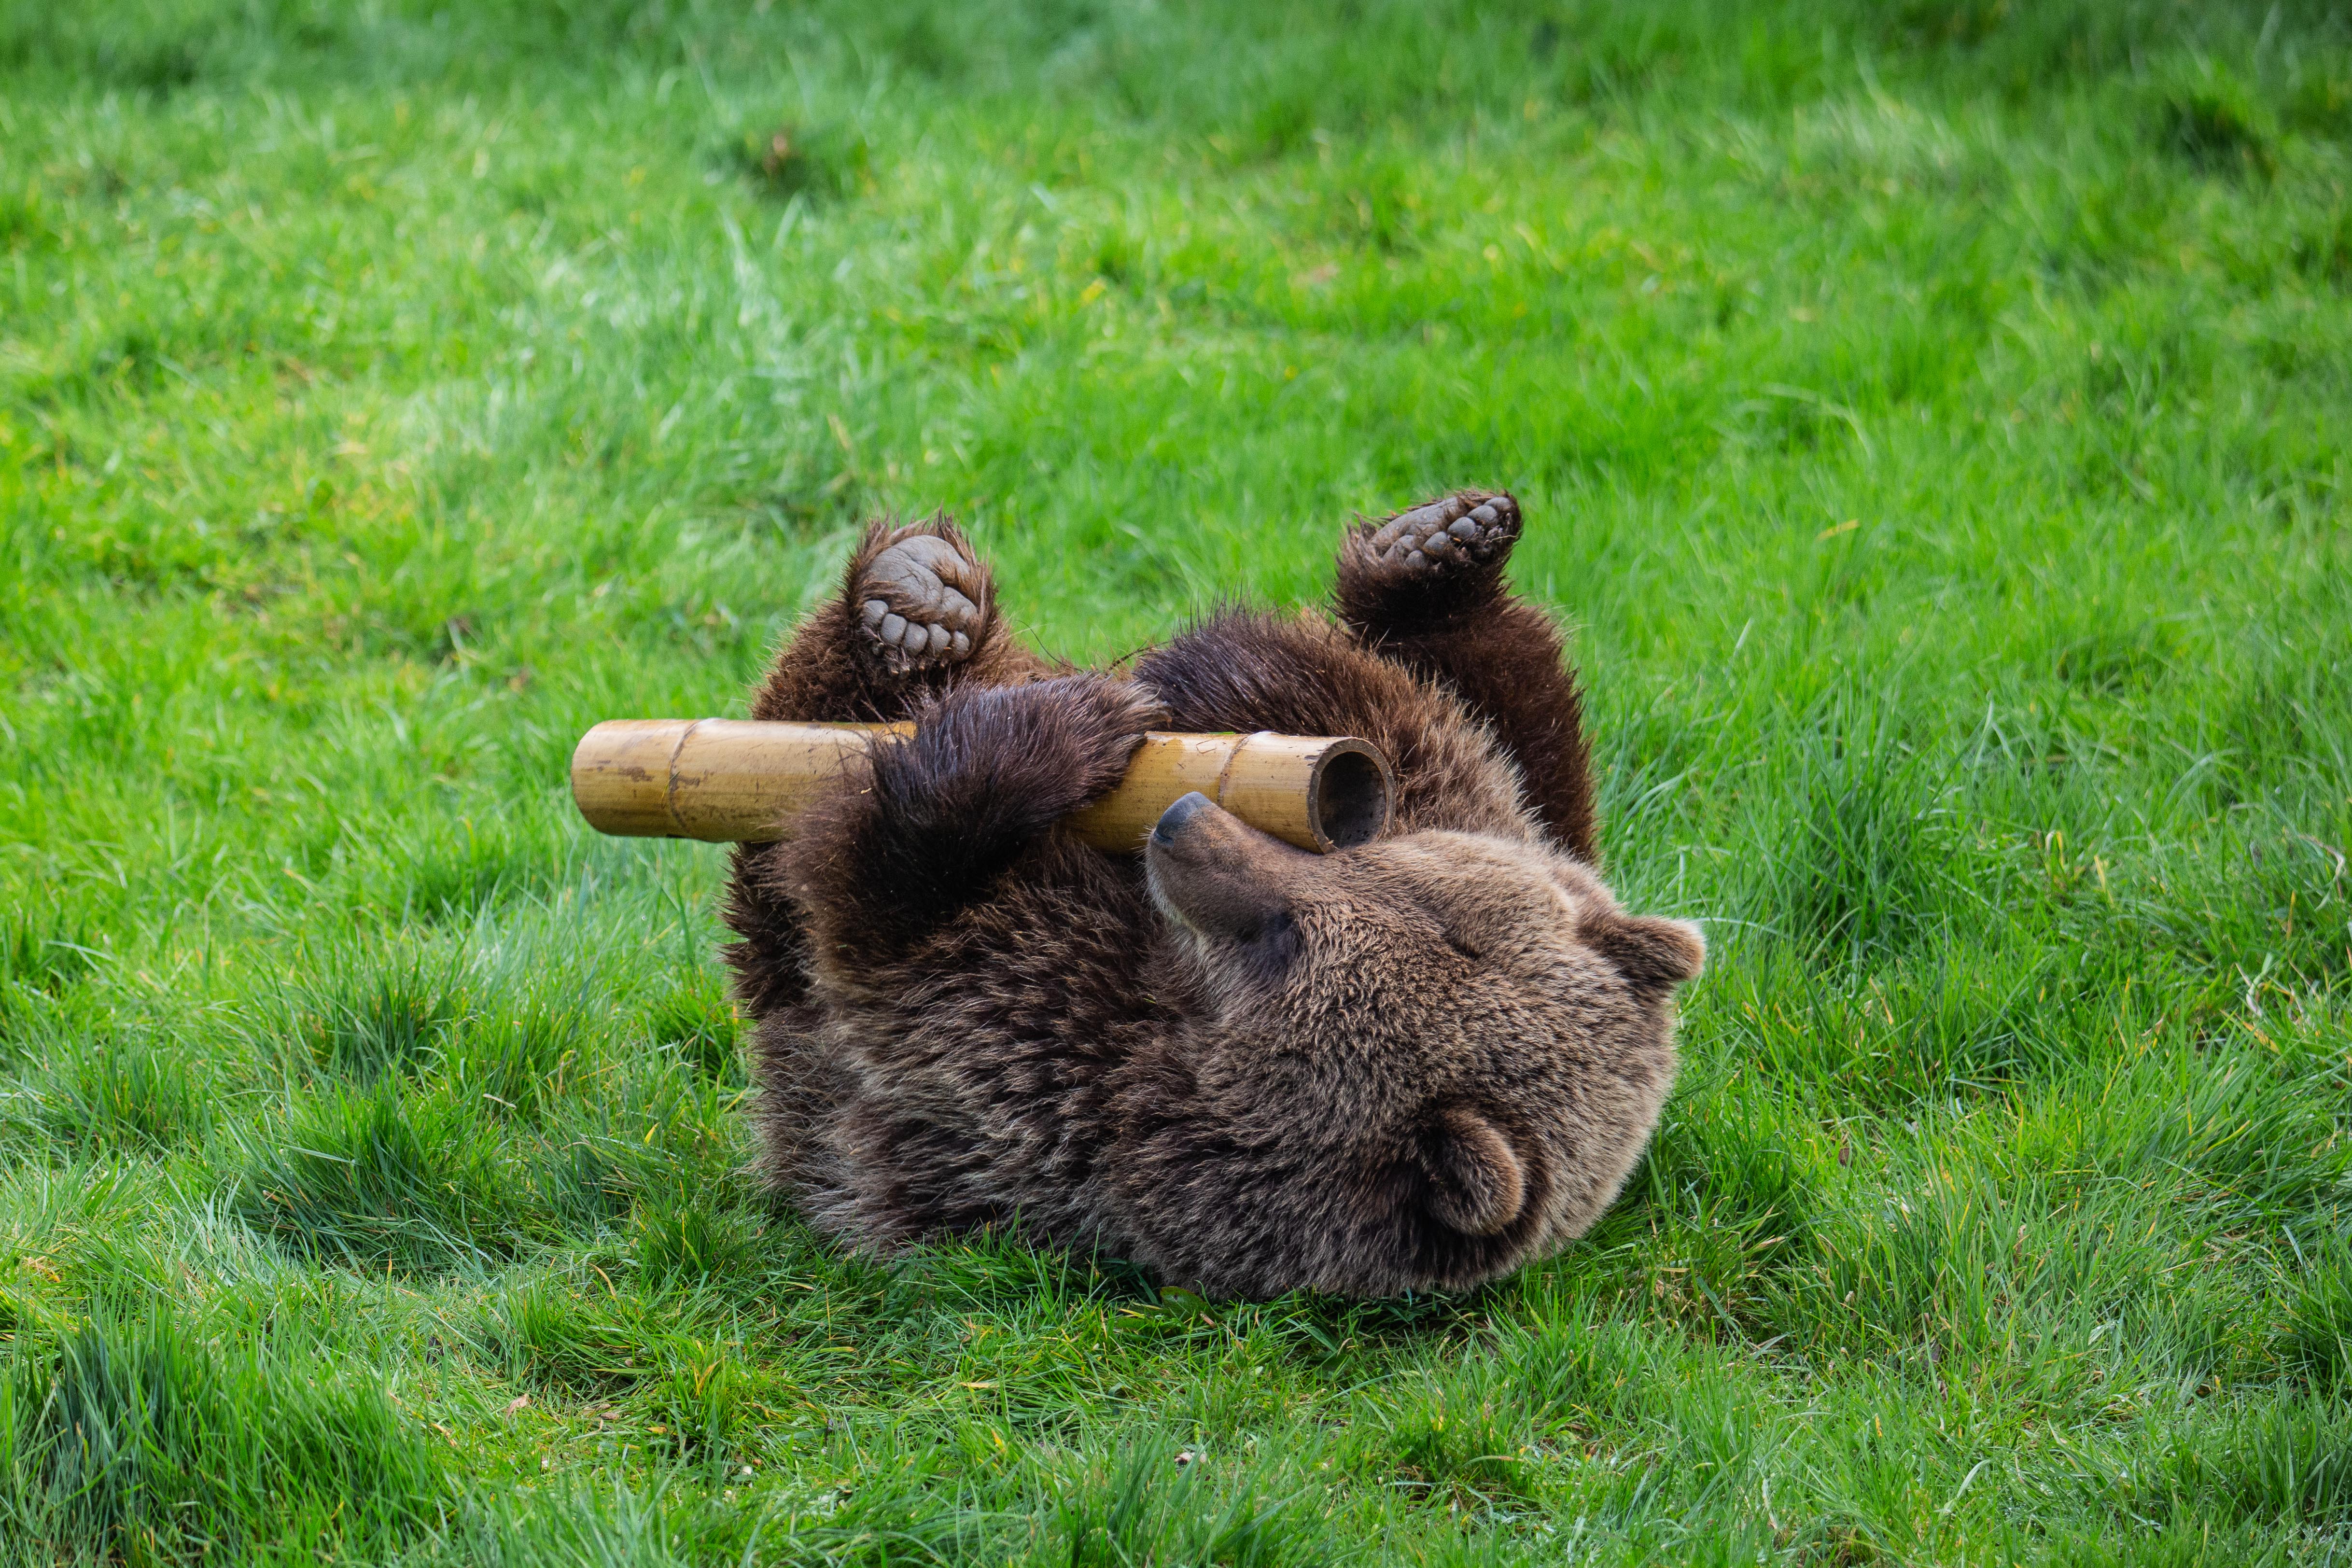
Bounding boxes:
[571,719,1393,854]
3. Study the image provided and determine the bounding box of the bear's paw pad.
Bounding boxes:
[857,532,985,669]
[1365,493,1520,577]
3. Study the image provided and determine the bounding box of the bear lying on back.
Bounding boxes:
[723,493,1702,1299]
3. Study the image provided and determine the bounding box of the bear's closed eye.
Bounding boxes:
[1237,910,1303,984]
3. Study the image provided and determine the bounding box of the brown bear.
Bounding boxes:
[722,492,1703,1299]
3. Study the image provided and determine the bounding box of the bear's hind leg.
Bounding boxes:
[1333,491,1598,862]
[1338,490,1524,624]
[749,515,1052,725]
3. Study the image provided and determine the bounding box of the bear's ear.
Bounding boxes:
[1583,913,1705,992]
[1420,1107,1526,1237]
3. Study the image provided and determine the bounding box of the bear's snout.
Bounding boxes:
[1151,790,1215,846]
[1145,793,1309,949]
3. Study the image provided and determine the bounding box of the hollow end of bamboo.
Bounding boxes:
[1062,731,1392,853]
[571,720,1393,854]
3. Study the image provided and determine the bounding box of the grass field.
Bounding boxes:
[4,0,2352,1560]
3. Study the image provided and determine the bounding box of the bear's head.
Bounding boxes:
[1143,790,1702,1294]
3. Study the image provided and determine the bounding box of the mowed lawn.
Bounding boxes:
[4,0,2352,1561]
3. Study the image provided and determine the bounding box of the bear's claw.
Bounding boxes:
[1363,492,1521,577]
[856,530,987,672]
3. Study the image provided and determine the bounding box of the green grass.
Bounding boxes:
[2,0,2350,1559]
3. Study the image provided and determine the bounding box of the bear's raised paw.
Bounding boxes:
[857,529,988,672]
[1361,491,1521,579]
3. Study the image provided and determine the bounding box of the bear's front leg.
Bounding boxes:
[787,675,1163,965]
[728,516,1057,1015]
[1333,491,1598,863]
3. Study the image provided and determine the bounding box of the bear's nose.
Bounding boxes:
[1151,791,1214,847]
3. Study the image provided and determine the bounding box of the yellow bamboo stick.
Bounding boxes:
[570,719,1393,853]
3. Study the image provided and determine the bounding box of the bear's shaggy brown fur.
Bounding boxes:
[722,492,1703,1298]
